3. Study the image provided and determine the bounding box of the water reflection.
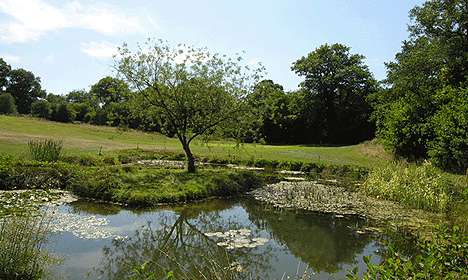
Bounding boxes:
[48,199,381,279]
[242,199,372,273]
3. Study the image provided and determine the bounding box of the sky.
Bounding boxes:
[0,0,425,95]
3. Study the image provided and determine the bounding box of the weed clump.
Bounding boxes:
[362,162,452,212]
[28,139,63,162]
[0,212,53,280]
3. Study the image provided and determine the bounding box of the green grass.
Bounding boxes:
[0,212,52,280]
[362,162,453,212]
[0,115,388,168]
[69,166,275,206]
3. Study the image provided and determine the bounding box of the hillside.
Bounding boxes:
[0,115,389,168]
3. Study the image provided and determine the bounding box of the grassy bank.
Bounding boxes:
[0,115,388,168]
[0,155,279,206]
[70,166,277,206]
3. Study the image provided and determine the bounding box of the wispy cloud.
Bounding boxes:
[80,41,118,59]
[0,0,148,43]
[0,53,21,63]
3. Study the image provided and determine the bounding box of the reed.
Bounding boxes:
[362,161,451,212]
[28,138,63,162]
[0,212,52,280]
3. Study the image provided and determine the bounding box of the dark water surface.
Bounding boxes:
[46,198,382,279]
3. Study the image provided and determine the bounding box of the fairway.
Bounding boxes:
[0,115,388,168]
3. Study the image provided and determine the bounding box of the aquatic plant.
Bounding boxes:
[362,161,451,212]
[28,138,63,162]
[348,226,468,279]
[0,212,52,280]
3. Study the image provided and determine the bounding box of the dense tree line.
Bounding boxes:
[371,0,467,172]
[0,0,466,172]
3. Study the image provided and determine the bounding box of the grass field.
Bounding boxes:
[0,115,390,168]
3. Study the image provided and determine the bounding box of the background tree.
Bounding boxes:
[116,39,262,172]
[52,103,75,123]
[66,89,90,103]
[5,69,45,114]
[0,58,11,91]
[292,43,378,144]
[90,77,130,108]
[0,93,17,115]
[31,100,50,118]
[373,0,468,172]
[239,80,297,144]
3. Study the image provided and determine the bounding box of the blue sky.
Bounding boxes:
[0,0,424,94]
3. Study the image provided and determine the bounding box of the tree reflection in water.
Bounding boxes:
[242,199,373,274]
[92,200,275,280]
[89,198,376,279]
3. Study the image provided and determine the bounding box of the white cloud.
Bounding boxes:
[0,53,21,63]
[0,0,148,43]
[80,41,118,59]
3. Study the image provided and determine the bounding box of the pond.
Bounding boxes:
[46,198,382,279]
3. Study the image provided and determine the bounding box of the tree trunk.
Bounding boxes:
[182,143,196,173]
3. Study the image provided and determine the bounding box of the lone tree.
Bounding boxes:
[292,43,378,144]
[116,39,262,172]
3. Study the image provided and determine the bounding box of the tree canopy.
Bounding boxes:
[373,0,468,172]
[115,39,263,172]
[292,43,378,144]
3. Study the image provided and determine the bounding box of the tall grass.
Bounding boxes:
[362,161,451,212]
[28,139,63,162]
[0,212,52,280]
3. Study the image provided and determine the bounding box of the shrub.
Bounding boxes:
[52,103,75,123]
[0,213,52,280]
[349,226,468,279]
[28,139,63,162]
[70,102,92,122]
[428,87,468,173]
[0,92,17,115]
[0,159,74,190]
[61,154,102,166]
[362,162,451,212]
[30,100,50,118]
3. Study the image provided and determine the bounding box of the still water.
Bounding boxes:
[46,198,382,279]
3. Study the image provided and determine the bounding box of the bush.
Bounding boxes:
[349,226,468,279]
[52,103,75,123]
[30,100,50,118]
[0,92,17,115]
[362,162,451,212]
[428,87,468,173]
[28,139,63,162]
[0,213,52,280]
[0,158,74,190]
[69,167,272,206]
[61,154,102,166]
[70,102,92,122]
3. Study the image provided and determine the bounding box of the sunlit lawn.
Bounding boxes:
[0,115,389,167]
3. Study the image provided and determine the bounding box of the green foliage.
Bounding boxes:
[0,92,17,115]
[69,167,270,206]
[0,58,11,89]
[292,43,378,144]
[428,87,468,173]
[116,39,263,172]
[373,0,468,172]
[348,226,468,279]
[28,138,63,162]
[69,102,92,122]
[30,100,50,118]
[52,103,75,123]
[0,213,52,280]
[5,68,45,114]
[236,80,298,144]
[0,156,74,190]
[362,162,452,212]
